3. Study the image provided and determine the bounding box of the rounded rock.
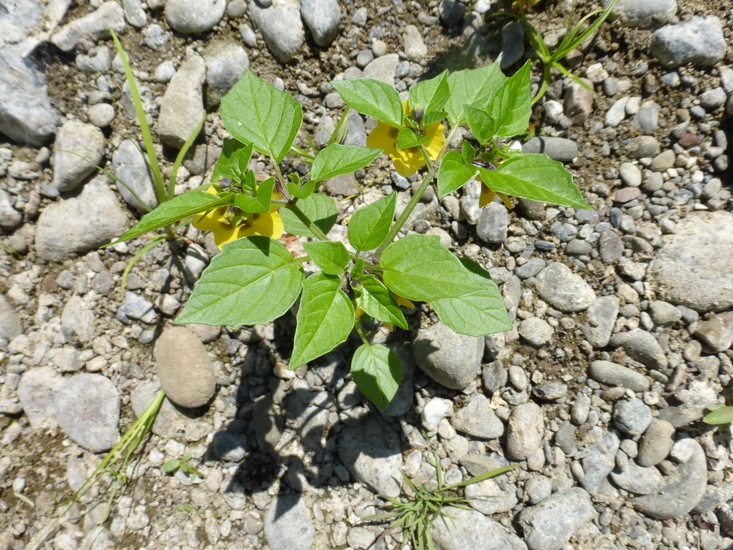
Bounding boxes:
[535,262,596,313]
[613,398,653,435]
[52,120,106,193]
[518,317,554,347]
[589,360,650,392]
[637,419,675,467]
[506,402,544,461]
[413,323,483,390]
[155,326,216,408]
[165,0,226,34]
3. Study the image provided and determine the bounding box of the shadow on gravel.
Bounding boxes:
[206,324,412,523]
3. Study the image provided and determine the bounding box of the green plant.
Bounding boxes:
[28,391,165,550]
[365,448,518,550]
[502,0,616,104]
[703,404,733,425]
[108,29,204,295]
[162,452,204,478]
[110,62,589,410]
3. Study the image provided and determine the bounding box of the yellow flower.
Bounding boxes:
[479,185,513,209]
[192,186,284,249]
[366,103,446,177]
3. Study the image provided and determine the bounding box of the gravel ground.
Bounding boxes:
[1,0,733,549]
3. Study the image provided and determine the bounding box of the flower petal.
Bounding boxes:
[479,185,496,208]
[366,121,399,155]
[423,122,446,160]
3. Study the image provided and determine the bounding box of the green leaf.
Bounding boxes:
[397,128,430,149]
[348,192,396,251]
[421,110,447,127]
[286,179,316,200]
[354,274,408,329]
[110,192,230,245]
[703,406,733,425]
[380,234,475,301]
[431,259,512,337]
[311,144,382,182]
[445,64,507,126]
[485,60,532,137]
[303,241,351,275]
[409,70,450,113]
[437,151,478,197]
[220,71,303,163]
[175,237,304,326]
[234,177,275,213]
[290,273,354,368]
[330,78,403,128]
[464,105,498,144]
[210,139,253,184]
[481,153,590,208]
[461,140,476,162]
[280,193,338,237]
[351,344,402,410]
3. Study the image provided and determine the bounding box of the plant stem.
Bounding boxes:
[287,202,330,241]
[371,145,438,260]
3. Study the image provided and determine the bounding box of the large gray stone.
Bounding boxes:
[155,326,216,408]
[602,0,676,28]
[518,488,595,550]
[203,41,249,109]
[249,0,304,63]
[165,0,226,34]
[56,374,120,452]
[112,139,157,212]
[157,55,205,149]
[432,507,527,550]
[589,360,650,392]
[651,17,726,69]
[338,416,402,497]
[506,402,544,461]
[583,296,619,348]
[452,393,504,439]
[53,120,106,193]
[650,212,733,312]
[635,439,708,519]
[264,494,315,550]
[413,322,483,390]
[36,177,129,261]
[301,0,341,47]
[535,262,596,313]
[18,367,63,429]
[51,2,126,52]
[0,295,22,341]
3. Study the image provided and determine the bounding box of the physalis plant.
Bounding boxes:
[112,62,589,410]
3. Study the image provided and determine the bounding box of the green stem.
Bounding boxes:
[354,323,370,345]
[371,145,438,260]
[288,202,330,241]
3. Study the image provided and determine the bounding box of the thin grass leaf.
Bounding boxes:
[328,106,352,146]
[57,149,153,213]
[110,29,165,203]
[167,114,206,201]
[120,235,166,297]
[443,463,519,490]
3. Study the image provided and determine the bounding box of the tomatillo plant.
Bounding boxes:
[110,63,590,410]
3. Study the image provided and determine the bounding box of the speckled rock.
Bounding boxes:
[165,0,226,34]
[651,16,726,69]
[518,488,595,550]
[452,394,504,439]
[52,120,106,193]
[56,373,120,452]
[432,507,527,550]
[506,402,544,461]
[157,55,205,149]
[535,262,596,312]
[18,367,63,429]
[0,295,21,340]
[602,0,676,28]
[589,360,650,392]
[650,212,733,313]
[338,415,402,497]
[36,177,130,261]
[249,0,305,63]
[301,0,341,47]
[264,494,316,550]
[154,326,216,408]
[51,2,126,52]
[635,438,708,519]
[413,322,484,390]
